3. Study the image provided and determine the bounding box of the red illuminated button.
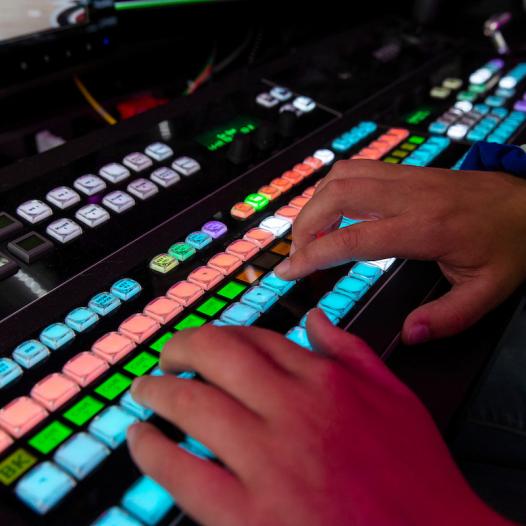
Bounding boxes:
[243,228,275,248]
[188,266,224,290]
[357,148,383,160]
[292,163,314,178]
[144,296,183,324]
[31,373,80,411]
[0,397,48,438]
[226,239,260,261]
[119,314,161,343]
[275,206,300,223]
[302,186,316,198]
[92,332,136,364]
[281,171,304,185]
[270,178,292,193]
[289,196,309,210]
[303,156,324,170]
[258,185,281,201]
[231,202,255,220]
[63,352,109,387]
[208,253,243,275]
[167,280,204,306]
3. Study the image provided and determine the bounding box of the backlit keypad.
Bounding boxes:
[16,200,53,224]
[74,175,107,196]
[46,187,81,210]
[75,204,110,228]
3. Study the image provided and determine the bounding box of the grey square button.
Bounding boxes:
[145,142,173,162]
[172,157,200,176]
[99,163,131,183]
[103,191,136,213]
[46,218,83,244]
[74,175,107,196]
[75,204,111,228]
[17,200,53,224]
[123,153,153,172]
[46,186,81,209]
[127,178,159,200]
[150,167,181,188]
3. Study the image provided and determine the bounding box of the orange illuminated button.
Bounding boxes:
[236,265,264,284]
[270,177,292,193]
[119,314,161,343]
[0,429,13,453]
[167,280,204,306]
[0,397,48,438]
[92,331,136,364]
[144,296,183,324]
[243,227,275,248]
[208,252,243,275]
[303,186,316,198]
[387,128,410,139]
[63,352,109,387]
[275,206,300,223]
[358,148,383,160]
[282,170,304,185]
[303,156,324,170]
[226,239,260,261]
[31,373,81,411]
[292,163,314,178]
[258,185,281,201]
[289,196,310,210]
[188,266,224,290]
[231,202,255,220]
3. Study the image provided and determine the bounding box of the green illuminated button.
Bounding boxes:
[244,194,269,212]
[168,242,196,262]
[175,314,206,331]
[408,136,425,145]
[149,253,178,274]
[384,157,400,164]
[150,332,173,353]
[196,297,227,317]
[469,84,486,94]
[401,143,417,151]
[217,281,247,300]
[0,449,37,486]
[28,421,72,455]
[63,396,104,426]
[95,373,132,401]
[124,352,158,376]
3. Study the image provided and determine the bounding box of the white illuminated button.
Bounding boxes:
[454,100,473,113]
[17,200,53,224]
[99,163,131,183]
[469,68,492,85]
[279,102,301,115]
[259,216,291,237]
[75,204,110,228]
[46,218,83,243]
[150,167,181,188]
[499,76,518,90]
[442,78,462,90]
[103,191,136,214]
[74,175,107,196]
[447,124,469,140]
[256,92,279,108]
[270,86,293,101]
[313,149,335,165]
[122,153,153,173]
[127,178,159,200]
[172,157,200,176]
[46,186,81,210]
[369,258,396,271]
[145,142,173,161]
[293,96,316,113]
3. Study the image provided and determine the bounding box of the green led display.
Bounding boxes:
[124,352,159,376]
[217,281,247,300]
[28,421,72,455]
[408,135,426,145]
[405,107,432,125]
[116,0,220,10]
[196,116,259,152]
[175,313,207,331]
[196,297,227,317]
[245,193,269,212]
[150,332,173,353]
[63,396,104,426]
[95,373,132,401]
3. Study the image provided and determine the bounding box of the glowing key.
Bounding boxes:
[244,193,269,211]
[236,265,264,284]
[0,429,13,454]
[185,231,212,250]
[144,297,183,324]
[149,254,178,274]
[292,163,314,177]
[12,340,50,369]
[334,276,370,300]
[124,352,158,377]
[241,286,279,312]
[208,253,243,275]
[302,187,315,199]
[217,281,247,300]
[318,292,355,318]
[120,391,153,421]
[226,239,259,261]
[270,241,291,256]
[167,280,205,305]
[92,507,142,526]
[187,266,224,290]
[244,227,275,248]
[95,373,133,402]
[270,177,292,192]
[92,332,136,364]
[89,406,137,449]
[220,302,260,325]
[89,292,121,316]
[281,170,304,185]
[149,332,173,353]
[257,185,281,201]
[111,279,142,301]
[0,358,23,388]
[0,397,48,438]
[168,242,196,262]
[286,327,312,350]
[174,314,207,331]
[63,396,103,427]
[350,262,383,284]
[119,314,160,344]
[65,307,99,333]
[259,216,291,236]
[259,271,295,295]
[0,448,37,485]
[196,297,227,317]
[289,196,309,209]
[201,220,227,239]
[313,148,335,165]
[40,323,75,351]
[28,421,72,455]
[275,206,300,223]
[62,352,109,387]
[231,202,255,220]
[31,373,80,411]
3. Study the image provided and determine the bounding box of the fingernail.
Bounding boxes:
[407,323,430,345]
[274,258,290,278]
[289,242,296,256]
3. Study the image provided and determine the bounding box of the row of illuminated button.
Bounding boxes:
[351,128,410,161]
[399,136,450,167]
[230,149,333,221]
[256,86,317,114]
[331,121,378,153]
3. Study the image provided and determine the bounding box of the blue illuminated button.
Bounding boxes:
[241,286,279,312]
[180,436,215,460]
[111,279,142,301]
[201,221,227,239]
[149,367,164,377]
[65,307,99,332]
[0,358,23,388]
[491,107,509,120]
[318,292,355,318]
[120,391,153,421]
[259,271,296,295]
[286,327,312,350]
[334,276,370,300]
[54,432,110,480]
[168,242,196,262]
[350,262,383,284]
[220,302,260,326]
[212,320,229,326]
[185,231,212,250]
[300,309,339,327]
[467,129,488,142]
[15,462,76,514]
[88,406,138,449]
[92,507,143,526]
[270,86,293,101]
[12,340,50,369]
[122,476,175,526]
[89,292,121,316]
[428,121,448,135]
[40,323,75,350]
[340,216,361,228]
[485,95,505,107]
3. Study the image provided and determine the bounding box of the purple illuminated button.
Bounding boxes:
[201,221,227,239]
[514,100,526,112]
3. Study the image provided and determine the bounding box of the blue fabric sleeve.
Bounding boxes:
[460,141,526,177]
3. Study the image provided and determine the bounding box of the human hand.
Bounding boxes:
[274,160,526,344]
[127,310,509,526]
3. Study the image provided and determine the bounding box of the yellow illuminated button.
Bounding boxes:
[0,449,37,486]
[231,202,255,220]
[149,254,178,274]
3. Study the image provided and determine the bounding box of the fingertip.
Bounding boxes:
[274,258,292,279]
[403,322,431,346]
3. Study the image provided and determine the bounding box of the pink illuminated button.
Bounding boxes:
[257,185,281,201]
[63,352,109,387]
[0,397,48,438]
[270,177,292,193]
[231,202,255,220]
[119,314,160,343]
[292,163,314,178]
[0,429,13,453]
[303,156,324,170]
[167,280,204,306]
[188,266,224,290]
[226,239,259,261]
[303,186,316,198]
[208,253,242,275]
[281,170,304,185]
[243,228,275,248]
[31,373,80,411]
[92,332,136,364]
[289,196,309,209]
[357,148,383,160]
[275,206,300,223]
[144,296,183,324]
[387,128,410,139]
